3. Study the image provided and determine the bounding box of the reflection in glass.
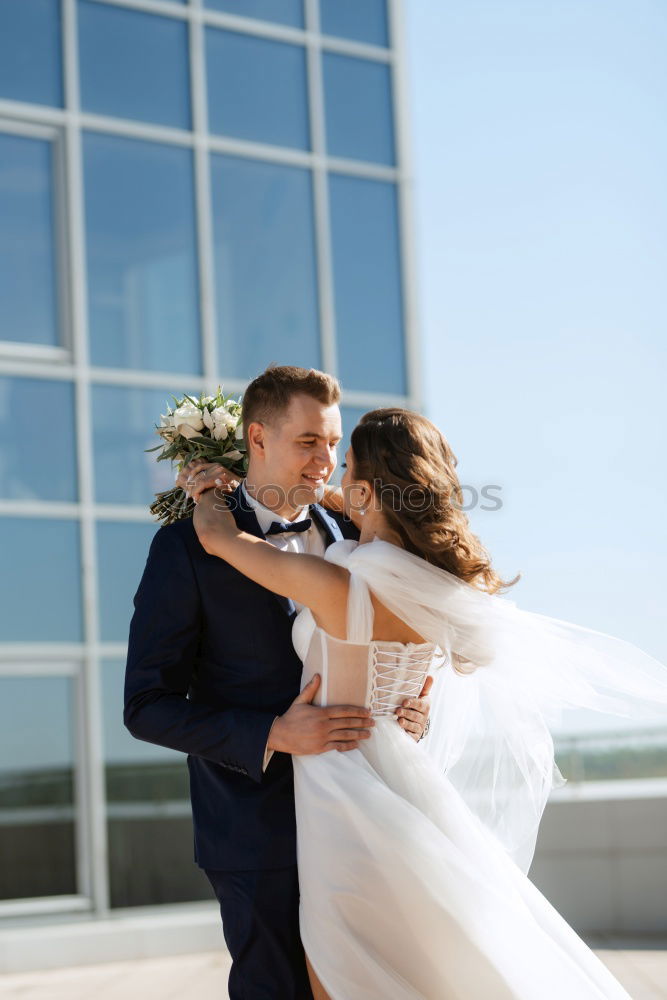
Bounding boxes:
[0,520,83,642]
[96,522,158,642]
[83,133,201,374]
[320,0,388,47]
[0,134,59,347]
[554,729,667,783]
[0,377,77,501]
[0,0,63,108]
[211,155,320,379]
[206,0,303,28]
[102,660,210,907]
[92,385,189,505]
[0,676,76,901]
[323,53,395,166]
[206,29,309,150]
[329,175,406,394]
[78,1,191,129]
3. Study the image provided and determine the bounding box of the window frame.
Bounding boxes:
[0,659,91,919]
[0,117,71,364]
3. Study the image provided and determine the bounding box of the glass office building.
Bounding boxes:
[0,0,419,921]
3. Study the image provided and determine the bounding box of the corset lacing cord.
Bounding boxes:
[369,646,434,716]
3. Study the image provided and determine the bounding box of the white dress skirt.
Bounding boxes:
[290,539,645,1000]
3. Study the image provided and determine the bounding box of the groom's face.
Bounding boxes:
[247,392,342,512]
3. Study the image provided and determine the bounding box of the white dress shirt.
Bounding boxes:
[240,483,327,770]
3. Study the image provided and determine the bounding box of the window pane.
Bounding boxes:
[0,377,77,501]
[329,175,406,394]
[206,0,303,28]
[0,133,59,348]
[211,155,320,379]
[84,133,201,374]
[323,53,395,166]
[97,522,158,642]
[320,0,388,47]
[92,384,194,505]
[0,676,76,901]
[206,29,309,150]
[331,405,368,485]
[0,519,83,642]
[341,405,368,453]
[78,1,191,129]
[0,0,63,107]
[102,659,211,907]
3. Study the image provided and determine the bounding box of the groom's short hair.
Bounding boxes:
[242,365,340,447]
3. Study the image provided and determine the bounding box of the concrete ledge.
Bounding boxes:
[0,902,223,975]
[0,947,666,1000]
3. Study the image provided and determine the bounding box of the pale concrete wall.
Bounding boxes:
[2,784,666,974]
[530,784,667,934]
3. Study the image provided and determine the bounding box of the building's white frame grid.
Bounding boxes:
[0,0,421,921]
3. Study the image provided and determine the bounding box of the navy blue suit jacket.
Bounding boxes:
[124,485,359,871]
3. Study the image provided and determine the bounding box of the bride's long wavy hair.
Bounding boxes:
[350,408,519,597]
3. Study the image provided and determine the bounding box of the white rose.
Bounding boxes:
[173,401,204,433]
[206,405,234,441]
[235,422,244,440]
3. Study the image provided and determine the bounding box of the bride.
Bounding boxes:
[192,407,667,1000]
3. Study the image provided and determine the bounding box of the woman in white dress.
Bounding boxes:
[193,407,667,1000]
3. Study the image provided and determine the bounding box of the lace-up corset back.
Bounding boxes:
[292,540,438,713]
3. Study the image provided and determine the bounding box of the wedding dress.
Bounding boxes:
[291,537,667,1000]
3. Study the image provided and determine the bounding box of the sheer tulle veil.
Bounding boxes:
[345,539,667,874]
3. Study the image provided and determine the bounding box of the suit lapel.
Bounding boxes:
[229,488,344,620]
[229,483,264,538]
[309,503,344,547]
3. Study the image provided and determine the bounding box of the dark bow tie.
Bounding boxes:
[265,518,312,536]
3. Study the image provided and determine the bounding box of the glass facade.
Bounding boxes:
[323,53,395,165]
[78,2,192,128]
[0,1,63,108]
[206,29,310,148]
[0,376,77,500]
[320,0,389,47]
[83,133,201,373]
[0,675,77,901]
[0,0,416,922]
[210,155,320,378]
[0,134,61,348]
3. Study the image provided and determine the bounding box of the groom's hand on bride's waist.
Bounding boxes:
[267,675,375,756]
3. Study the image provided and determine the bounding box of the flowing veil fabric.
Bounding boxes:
[343,539,667,874]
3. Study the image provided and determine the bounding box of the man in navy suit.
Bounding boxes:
[124,366,431,999]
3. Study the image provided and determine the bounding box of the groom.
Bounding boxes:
[124,365,431,999]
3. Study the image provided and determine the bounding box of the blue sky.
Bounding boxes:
[406,0,667,731]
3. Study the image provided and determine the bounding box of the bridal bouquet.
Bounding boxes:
[147,388,247,526]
